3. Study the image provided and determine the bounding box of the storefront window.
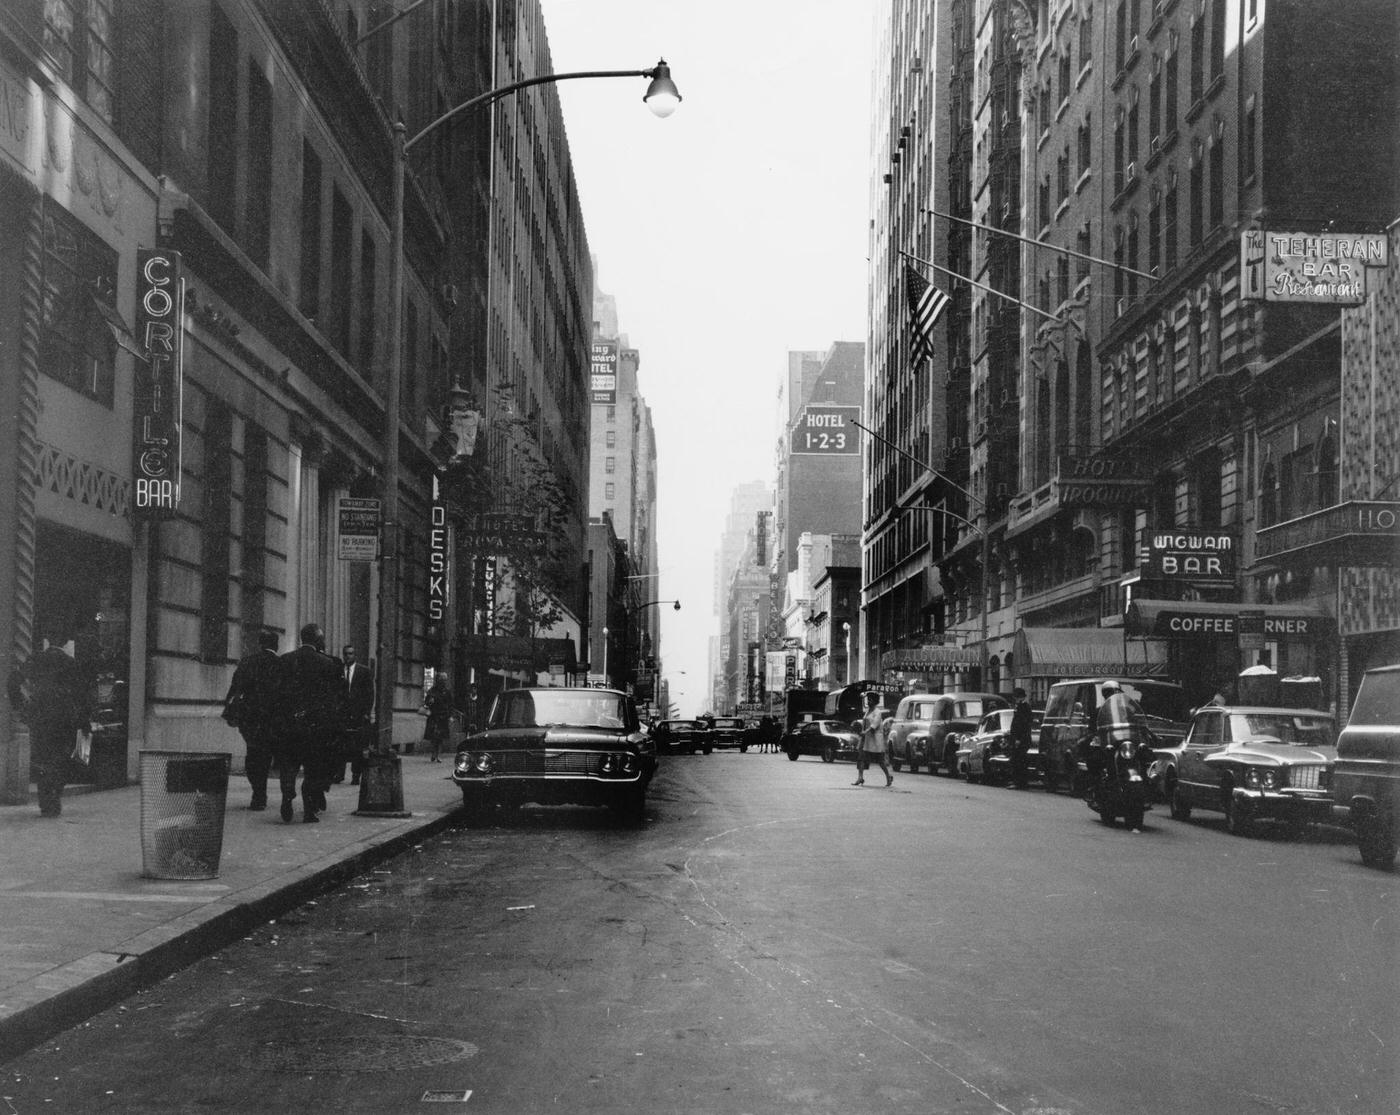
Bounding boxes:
[40,202,117,406]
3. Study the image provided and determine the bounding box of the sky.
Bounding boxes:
[539,1,877,717]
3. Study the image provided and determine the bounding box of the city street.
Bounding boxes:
[4,751,1397,1115]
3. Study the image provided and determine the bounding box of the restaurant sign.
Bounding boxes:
[1240,229,1388,304]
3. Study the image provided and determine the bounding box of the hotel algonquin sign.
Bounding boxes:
[132,249,185,517]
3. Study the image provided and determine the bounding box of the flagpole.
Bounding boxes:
[926,207,1159,283]
[900,249,1067,327]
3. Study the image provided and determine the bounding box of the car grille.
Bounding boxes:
[492,750,607,777]
[1288,764,1325,791]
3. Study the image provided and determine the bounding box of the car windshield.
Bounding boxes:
[713,719,744,728]
[662,720,704,731]
[952,699,995,718]
[1348,672,1400,727]
[1229,712,1335,747]
[493,690,631,730]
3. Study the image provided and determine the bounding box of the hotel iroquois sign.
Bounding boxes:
[132,249,186,518]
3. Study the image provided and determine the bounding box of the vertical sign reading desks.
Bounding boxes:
[132,249,185,517]
[427,476,449,622]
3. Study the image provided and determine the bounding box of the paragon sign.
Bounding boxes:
[1240,229,1388,304]
[791,405,859,455]
[132,249,185,517]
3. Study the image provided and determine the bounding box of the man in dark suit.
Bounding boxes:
[6,621,91,817]
[274,623,344,823]
[338,644,375,786]
[222,628,281,810]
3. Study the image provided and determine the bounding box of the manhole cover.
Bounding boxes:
[245,1034,478,1073]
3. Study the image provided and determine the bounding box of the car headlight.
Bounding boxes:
[470,752,494,775]
[1244,766,1279,790]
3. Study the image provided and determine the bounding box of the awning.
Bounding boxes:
[1254,500,1400,567]
[881,645,980,674]
[1123,599,1334,640]
[1012,627,1168,678]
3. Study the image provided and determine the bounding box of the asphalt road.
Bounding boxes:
[4,751,1397,1115]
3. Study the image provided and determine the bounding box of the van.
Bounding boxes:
[1332,664,1400,869]
[1037,677,1191,793]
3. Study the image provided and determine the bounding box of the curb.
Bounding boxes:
[0,804,461,1065]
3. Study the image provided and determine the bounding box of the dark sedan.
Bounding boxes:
[782,718,860,763]
[651,719,713,755]
[453,687,656,824]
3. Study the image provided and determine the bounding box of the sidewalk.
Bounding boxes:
[0,751,462,1063]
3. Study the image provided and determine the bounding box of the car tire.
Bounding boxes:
[1223,788,1254,838]
[821,745,836,763]
[890,755,902,772]
[786,748,799,761]
[1357,812,1398,870]
[1169,781,1192,821]
[740,745,748,753]
[703,746,713,755]
[944,747,960,778]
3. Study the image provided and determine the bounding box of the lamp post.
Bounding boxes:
[621,599,680,698]
[843,621,852,686]
[369,61,681,770]
[601,626,609,686]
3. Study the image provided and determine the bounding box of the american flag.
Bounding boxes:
[904,262,949,364]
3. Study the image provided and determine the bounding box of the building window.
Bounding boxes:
[1165,33,1179,134]
[1059,48,1071,105]
[1128,213,1140,301]
[605,430,616,448]
[1077,222,1092,283]
[1149,57,1161,145]
[1209,132,1225,228]
[1039,175,1051,229]
[330,186,353,356]
[299,143,322,321]
[1190,12,1205,104]
[208,4,239,235]
[1057,255,1070,305]
[43,0,116,124]
[1210,0,1226,80]
[1164,170,1179,270]
[1243,99,1257,181]
[1078,113,1092,177]
[246,63,273,270]
[1190,144,1204,246]
[1114,109,1125,193]
[359,230,377,376]
[605,456,616,474]
[1149,189,1162,275]
[1259,458,1278,527]
[604,482,615,501]
[1127,89,1140,169]
[606,406,616,423]
[40,200,117,406]
[1114,226,1125,305]
[1115,0,1128,71]
[1079,7,1093,67]
[1058,147,1070,202]
[1317,426,1339,506]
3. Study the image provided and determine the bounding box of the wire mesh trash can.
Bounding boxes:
[139,751,231,880]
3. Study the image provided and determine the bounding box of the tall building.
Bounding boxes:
[866,0,1399,711]
[587,274,659,696]
[711,480,772,713]
[0,0,597,801]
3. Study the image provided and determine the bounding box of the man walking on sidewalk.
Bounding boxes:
[337,645,375,786]
[221,628,281,810]
[273,623,344,823]
[6,622,91,817]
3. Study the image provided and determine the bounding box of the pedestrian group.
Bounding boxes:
[222,622,384,823]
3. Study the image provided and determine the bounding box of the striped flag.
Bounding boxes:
[904,262,949,364]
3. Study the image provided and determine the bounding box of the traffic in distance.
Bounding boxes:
[449,662,1400,870]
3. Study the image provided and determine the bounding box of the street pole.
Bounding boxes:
[357,61,680,813]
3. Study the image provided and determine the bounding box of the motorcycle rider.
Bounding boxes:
[1081,682,1153,795]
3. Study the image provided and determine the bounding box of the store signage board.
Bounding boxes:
[791,405,860,455]
[590,340,618,405]
[1056,453,1152,508]
[1143,530,1236,583]
[1240,229,1388,304]
[132,249,185,518]
[427,485,449,622]
[337,497,380,561]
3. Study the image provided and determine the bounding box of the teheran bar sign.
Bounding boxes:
[1240,229,1388,305]
[1056,453,1151,508]
[132,249,185,517]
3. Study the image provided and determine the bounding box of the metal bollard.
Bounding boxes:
[353,748,411,817]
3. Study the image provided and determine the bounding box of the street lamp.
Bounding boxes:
[601,626,609,686]
[843,621,852,687]
[372,61,681,765]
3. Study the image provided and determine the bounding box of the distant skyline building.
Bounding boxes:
[710,480,773,712]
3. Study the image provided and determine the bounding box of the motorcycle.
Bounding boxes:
[1078,732,1151,830]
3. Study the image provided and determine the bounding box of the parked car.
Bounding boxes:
[782,718,860,763]
[708,716,748,750]
[955,707,1042,785]
[891,692,1008,775]
[651,718,712,755]
[1038,677,1191,793]
[453,687,656,824]
[1332,664,1400,868]
[1167,704,1337,836]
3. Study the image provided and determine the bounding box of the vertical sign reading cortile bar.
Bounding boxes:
[132,249,185,517]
